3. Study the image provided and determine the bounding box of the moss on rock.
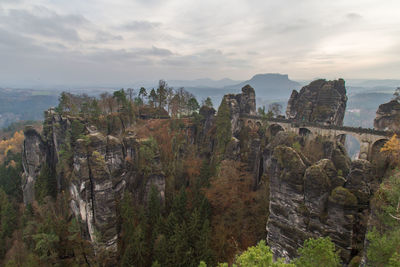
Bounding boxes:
[329,186,358,206]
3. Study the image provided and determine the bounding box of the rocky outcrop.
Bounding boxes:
[265,136,376,264]
[374,99,400,131]
[286,79,347,126]
[22,126,46,204]
[223,85,256,136]
[22,109,166,259]
[196,106,216,156]
[69,131,125,254]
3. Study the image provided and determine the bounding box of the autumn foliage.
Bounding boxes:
[0,131,24,164]
[380,134,400,166]
[204,160,269,263]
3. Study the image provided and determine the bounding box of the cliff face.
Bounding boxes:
[374,99,400,131]
[20,80,384,265]
[212,79,377,264]
[22,109,165,257]
[264,134,375,263]
[224,85,256,136]
[22,126,46,204]
[286,79,347,126]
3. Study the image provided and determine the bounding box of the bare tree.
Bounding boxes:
[166,87,175,114]
[100,92,116,113]
[126,88,135,103]
[268,102,282,117]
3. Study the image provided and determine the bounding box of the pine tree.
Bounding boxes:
[34,163,56,203]
[215,98,232,155]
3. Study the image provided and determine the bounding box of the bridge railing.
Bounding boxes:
[240,114,393,137]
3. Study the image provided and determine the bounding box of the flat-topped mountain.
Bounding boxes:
[226,73,301,99]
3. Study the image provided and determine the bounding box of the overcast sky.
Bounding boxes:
[0,0,399,87]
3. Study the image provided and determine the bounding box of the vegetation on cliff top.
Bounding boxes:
[0,84,399,266]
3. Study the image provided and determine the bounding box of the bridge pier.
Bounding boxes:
[359,141,371,160]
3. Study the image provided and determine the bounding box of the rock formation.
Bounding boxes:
[286,79,347,126]
[22,109,166,258]
[223,84,256,136]
[22,126,46,204]
[374,99,400,131]
[264,132,375,263]
[20,79,386,266]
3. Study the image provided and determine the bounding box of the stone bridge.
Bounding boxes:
[241,115,392,160]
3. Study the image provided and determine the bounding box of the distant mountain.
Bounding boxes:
[344,92,393,128]
[347,79,400,88]
[226,73,301,99]
[167,78,241,88]
[0,88,59,128]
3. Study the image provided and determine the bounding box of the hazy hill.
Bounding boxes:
[181,73,301,108]
[344,92,392,128]
[167,78,241,88]
[226,73,301,99]
[0,88,59,128]
[347,79,400,88]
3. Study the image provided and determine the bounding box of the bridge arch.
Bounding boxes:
[267,123,284,136]
[370,138,389,161]
[299,127,312,137]
[336,133,361,159]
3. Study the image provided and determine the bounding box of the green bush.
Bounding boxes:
[293,237,341,267]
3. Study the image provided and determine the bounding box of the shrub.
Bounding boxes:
[293,237,341,267]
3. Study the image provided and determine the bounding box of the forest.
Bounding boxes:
[0,80,399,267]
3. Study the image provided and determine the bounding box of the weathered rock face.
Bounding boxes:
[264,137,376,264]
[69,131,125,254]
[21,126,46,204]
[286,79,347,126]
[22,109,166,259]
[196,106,216,156]
[374,99,400,131]
[224,85,256,136]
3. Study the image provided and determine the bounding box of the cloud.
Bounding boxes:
[93,31,123,42]
[346,12,362,20]
[0,27,45,53]
[0,7,87,42]
[120,20,161,31]
[145,46,173,56]
[0,0,400,85]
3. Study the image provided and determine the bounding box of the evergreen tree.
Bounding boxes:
[0,189,17,240]
[203,97,213,108]
[113,89,128,107]
[34,163,56,203]
[121,225,148,267]
[215,98,232,155]
[149,89,158,107]
[139,87,148,103]
[188,97,200,114]
[157,80,168,109]
[0,151,22,201]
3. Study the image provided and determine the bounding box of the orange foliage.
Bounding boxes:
[204,160,269,263]
[380,134,400,166]
[0,131,24,163]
